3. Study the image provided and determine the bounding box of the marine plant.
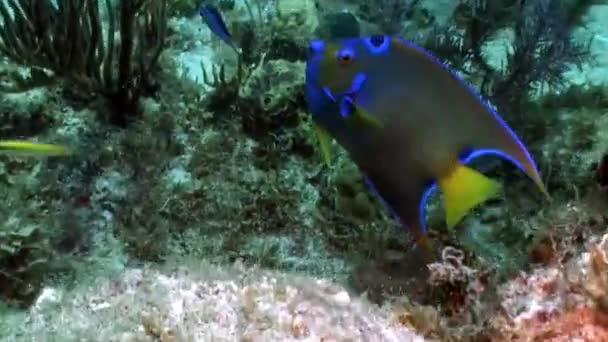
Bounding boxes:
[0,0,168,126]
[0,158,89,307]
[316,11,361,40]
[412,0,590,122]
[353,0,421,35]
[201,0,312,154]
[483,0,587,115]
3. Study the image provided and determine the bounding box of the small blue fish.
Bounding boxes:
[306,35,550,253]
[199,3,238,52]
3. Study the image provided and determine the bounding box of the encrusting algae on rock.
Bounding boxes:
[20,261,425,341]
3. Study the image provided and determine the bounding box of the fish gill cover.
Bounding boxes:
[0,0,607,340]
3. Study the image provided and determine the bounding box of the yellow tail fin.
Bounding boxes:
[438,164,501,229]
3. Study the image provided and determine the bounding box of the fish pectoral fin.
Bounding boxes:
[313,123,333,166]
[438,164,501,229]
[348,104,383,129]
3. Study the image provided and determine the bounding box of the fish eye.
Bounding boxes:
[336,49,354,66]
[338,54,352,63]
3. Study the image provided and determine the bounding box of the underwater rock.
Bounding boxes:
[351,246,430,305]
[485,232,608,340]
[11,263,425,341]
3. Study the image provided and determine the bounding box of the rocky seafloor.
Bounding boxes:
[2,0,608,340]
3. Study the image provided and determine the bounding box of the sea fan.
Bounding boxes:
[488,0,587,112]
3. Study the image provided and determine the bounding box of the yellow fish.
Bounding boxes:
[0,140,72,157]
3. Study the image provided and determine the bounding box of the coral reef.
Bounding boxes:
[1,0,608,340]
[488,232,608,340]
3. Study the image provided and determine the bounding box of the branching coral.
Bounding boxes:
[0,0,168,126]
[424,0,589,117]
[201,0,314,113]
[485,0,588,114]
[199,3,318,167]
[449,0,519,70]
[427,246,488,317]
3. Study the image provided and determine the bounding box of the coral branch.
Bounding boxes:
[0,0,168,126]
